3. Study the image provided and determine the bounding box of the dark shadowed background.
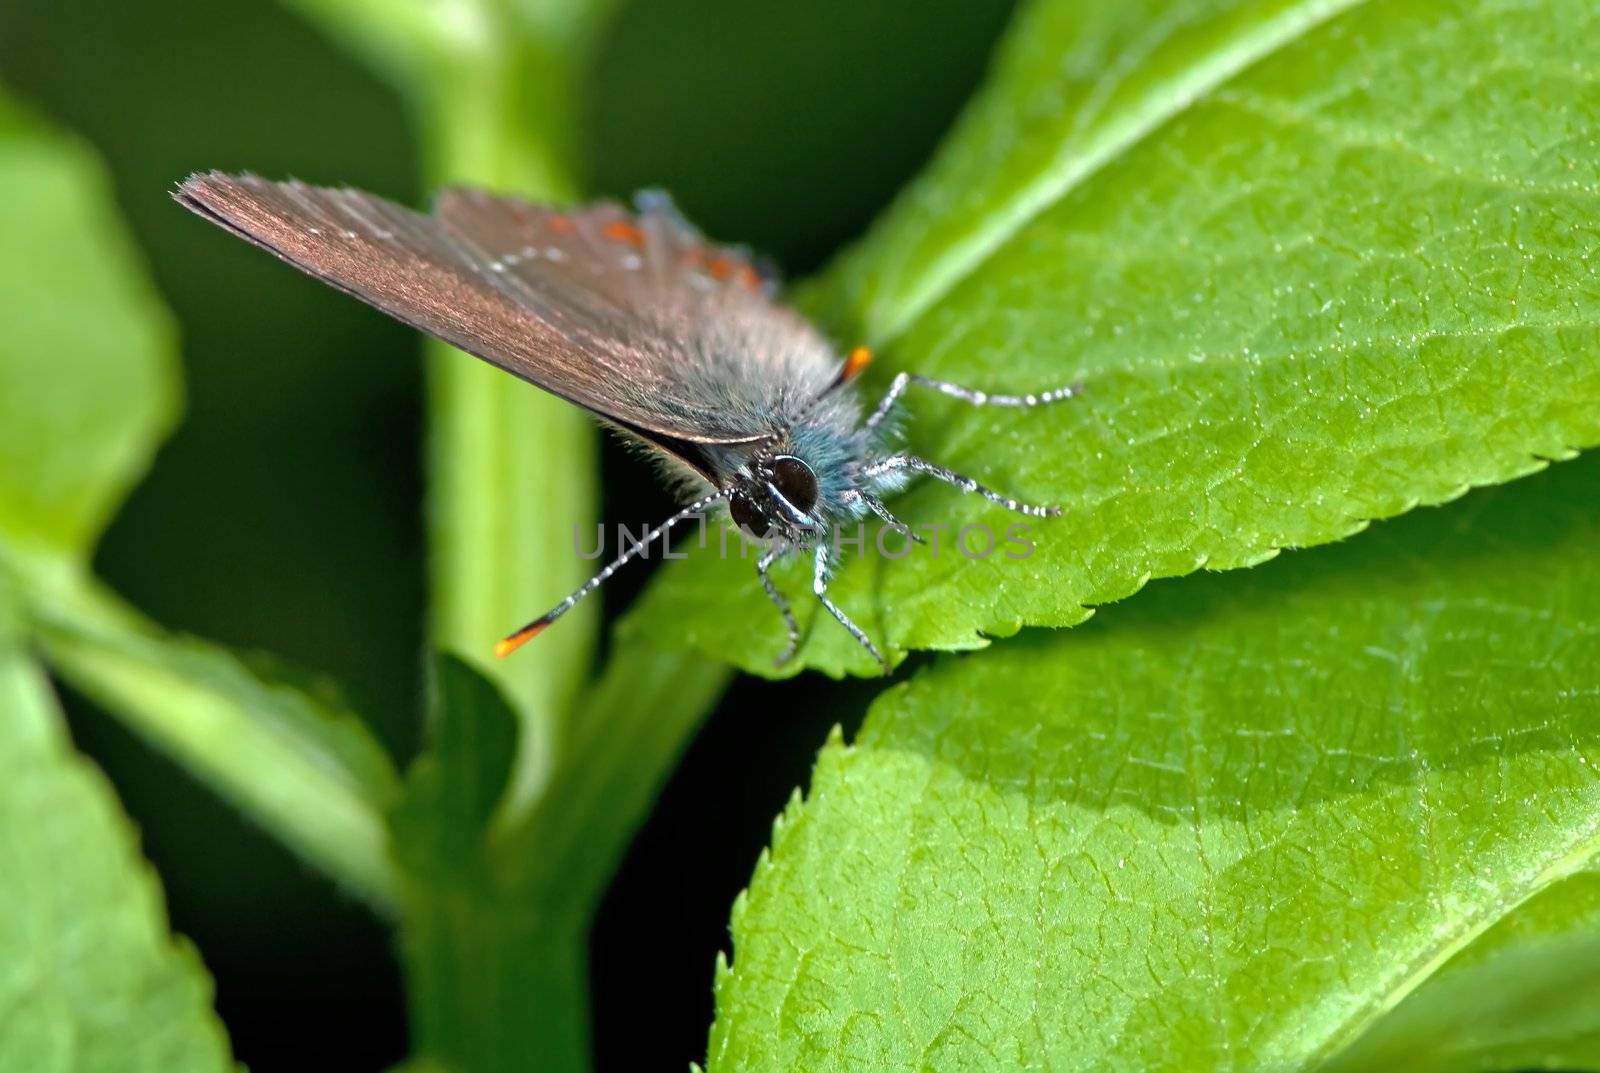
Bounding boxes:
[0,1,1013,1068]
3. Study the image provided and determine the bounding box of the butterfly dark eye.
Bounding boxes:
[729,491,771,538]
[770,455,818,514]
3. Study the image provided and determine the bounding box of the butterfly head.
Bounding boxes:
[727,453,822,541]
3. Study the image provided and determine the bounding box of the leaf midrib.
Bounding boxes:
[873,0,1370,347]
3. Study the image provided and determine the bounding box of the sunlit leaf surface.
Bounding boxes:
[634,0,1600,677]
[708,451,1600,1071]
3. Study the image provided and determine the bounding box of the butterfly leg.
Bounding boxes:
[851,490,927,544]
[757,546,801,667]
[863,454,1061,518]
[865,372,1082,433]
[813,543,888,673]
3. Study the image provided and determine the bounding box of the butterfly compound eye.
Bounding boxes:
[729,491,771,538]
[770,455,819,514]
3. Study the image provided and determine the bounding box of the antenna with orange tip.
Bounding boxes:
[820,345,873,399]
[494,621,549,659]
[492,490,725,659]
[843,345,872,381]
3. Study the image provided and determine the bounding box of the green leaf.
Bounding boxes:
[0,86,178,575]
[633,0,1600,676]
[1325,867,1600,1072]
[392,655,590,1073]
[390,654,518,878]
[0,616,234,1073]
[33,578,403,911]
[388,646,730,1073]
[707,450,1600,1072]
[0,82,403,910]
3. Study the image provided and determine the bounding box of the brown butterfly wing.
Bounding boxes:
[432,186,840,437]
[432,186,779,314]
[175,173,837,444]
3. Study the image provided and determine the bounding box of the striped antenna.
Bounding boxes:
[495,491,725,657]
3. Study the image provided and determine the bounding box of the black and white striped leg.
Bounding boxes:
[864,455,1061,518]
[865,371,1082,433]
[757,546,801,667]
[813,544,888,673]
[854,491,926,543]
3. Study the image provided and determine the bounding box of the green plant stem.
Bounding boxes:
[400,35,601,1073]
[419,49,598,831]
[402,884,591,1073]
[411,60,736,1050]
[497,637,735,905]
[402,641,730,1073]
[276,7,737,1067]
[31,574,401,912]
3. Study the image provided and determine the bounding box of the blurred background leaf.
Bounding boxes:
[634,0,1600,677]
[0,77,402,907]
[35,581,402,908]
[708,451,1600,1072]
[0,89,178,580]
[0,613,235,1073]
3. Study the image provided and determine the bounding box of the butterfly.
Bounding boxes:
[176,173,1079,672]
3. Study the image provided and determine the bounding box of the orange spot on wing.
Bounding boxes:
[494,621,549,658]
[843,346,873,381]
[684,248,759,289]
[547,215,576,234]
[602,220,646,246]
